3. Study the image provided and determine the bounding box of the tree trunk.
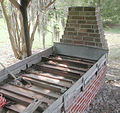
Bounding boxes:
[20,1,31,57]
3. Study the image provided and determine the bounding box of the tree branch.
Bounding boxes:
[9,0,21,11]
[30,14,39,48]
[45,0,56,9]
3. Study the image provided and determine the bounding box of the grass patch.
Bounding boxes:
[104,26,120,34]
[105,25,120,59]
[0,18,9,48]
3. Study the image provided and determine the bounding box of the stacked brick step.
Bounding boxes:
[60,7,108,49]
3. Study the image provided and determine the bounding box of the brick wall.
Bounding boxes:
[60,7,108,49]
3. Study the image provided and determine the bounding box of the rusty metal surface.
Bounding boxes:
[0,54,96,113]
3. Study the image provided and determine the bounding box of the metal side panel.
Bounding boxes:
[54,43,108,61]
[0,47,53,83]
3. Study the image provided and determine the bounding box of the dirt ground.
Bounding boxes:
[0,39,120,113]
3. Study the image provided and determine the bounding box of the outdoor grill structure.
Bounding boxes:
[0,7,108,113]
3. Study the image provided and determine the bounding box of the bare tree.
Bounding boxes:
[0,0,56,59]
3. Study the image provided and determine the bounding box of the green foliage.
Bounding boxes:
[80,0,120,26]
[100,0,120,26]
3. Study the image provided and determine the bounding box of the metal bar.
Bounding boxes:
[22,74,72,88]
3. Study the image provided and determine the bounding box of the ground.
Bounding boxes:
[0,19,120,112]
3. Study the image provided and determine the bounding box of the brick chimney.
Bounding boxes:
[60,7,108,49]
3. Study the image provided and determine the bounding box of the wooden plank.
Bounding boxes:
[35,64,83,80]
[22,74,72,88]
[22,77,66,94]
[5,104,26,113]
[55,54,96,63]
[0,89,32,105]
[9,83,60,99]
[23,99,42,113]
[42,57,90,68]
[49,56,93,66]
[29,85,60,99]
[0,84,55,105]
[29,70,74,83]
[45,61,88,72]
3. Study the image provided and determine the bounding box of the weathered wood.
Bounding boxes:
[22,74,72,88]
[45,60,88,72]
[22,77,66,93]
[35,64,83,80]
[5,104,26,113]
[55,54,96,63]
[23,99,42,113]
[9,83,59,99]
[0,89,32,105]
[42,57,89,68]
[29,70,74,83]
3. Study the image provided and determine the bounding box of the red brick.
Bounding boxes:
[68,32,77,35]
[95,38,101,42]
[87,29,94,33]
[81,25,92,28]
[72,16,84,20]
[85,16,96,20]
[86,21,97,24]
[89,33,100,37]
[85,42,95,46]
[72,37,83,40]
[78,20,87,24]
[65,28,75,31]
[83,37,94,41]
[80,29,87,32]
[78,33,89,36]
[74,41,84,44]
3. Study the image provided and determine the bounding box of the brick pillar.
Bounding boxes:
[60,7,108,49]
